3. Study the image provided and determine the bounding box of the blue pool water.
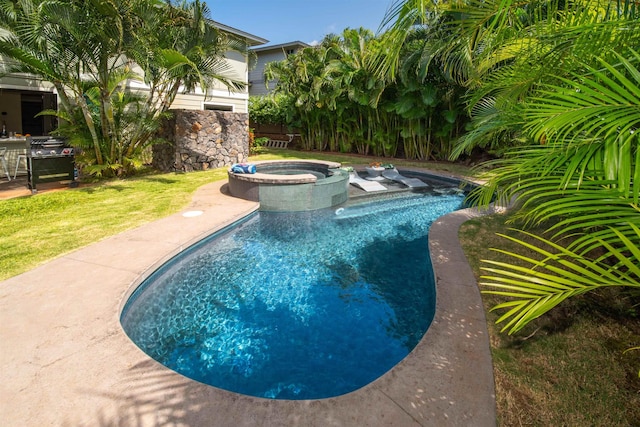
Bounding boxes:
[121,189,467,400]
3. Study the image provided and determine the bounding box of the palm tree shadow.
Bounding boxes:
[74,358,292,427]
[82,185,128,194]
[76,359,220,426]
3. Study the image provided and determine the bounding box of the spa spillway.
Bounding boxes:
[227,160,349,212]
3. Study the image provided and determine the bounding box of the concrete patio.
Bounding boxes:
[0,176,496,426]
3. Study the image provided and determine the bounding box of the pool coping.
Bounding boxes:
[0,169,497,426]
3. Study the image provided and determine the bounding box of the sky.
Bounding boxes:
[206,0,395,47]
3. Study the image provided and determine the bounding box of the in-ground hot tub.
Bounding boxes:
[227,160,349,211]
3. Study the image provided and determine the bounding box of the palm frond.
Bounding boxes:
[482,228,640,334]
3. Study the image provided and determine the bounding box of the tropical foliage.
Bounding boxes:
[261,27,468,159]
[0,0,246,176]
[248,93,290,128]
[385,0,640,337]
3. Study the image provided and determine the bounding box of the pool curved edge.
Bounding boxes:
[422,205,498,423]
[118,171,498,426]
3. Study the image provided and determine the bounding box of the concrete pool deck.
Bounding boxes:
[0,175,497,426]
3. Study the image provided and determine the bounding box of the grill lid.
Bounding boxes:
[29,137,66,148]
[27,136,73,158]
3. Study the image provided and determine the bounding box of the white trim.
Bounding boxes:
[0,74,56,92]
[0,83,54,92]
[208,88,248,100]
[125,81,248,100]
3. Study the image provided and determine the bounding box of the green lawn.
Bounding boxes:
[0,169,224,281]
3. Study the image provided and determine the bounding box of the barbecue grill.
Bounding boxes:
[27,136,76,193]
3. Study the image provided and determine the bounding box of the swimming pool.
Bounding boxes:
[121,188,467,400]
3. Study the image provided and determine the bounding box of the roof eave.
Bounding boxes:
[211,20,268,46]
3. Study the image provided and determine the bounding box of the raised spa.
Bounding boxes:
[227,160,349,212]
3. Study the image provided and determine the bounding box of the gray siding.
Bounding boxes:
[249,50,288,96]
[249,43,309,96]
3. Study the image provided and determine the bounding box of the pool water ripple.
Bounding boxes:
[121,191,466,399]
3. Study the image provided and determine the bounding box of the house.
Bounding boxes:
[248,41,309,96]
[0,21,267,137]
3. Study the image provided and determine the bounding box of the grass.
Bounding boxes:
[0,169,226,281]
[459,214,640,426]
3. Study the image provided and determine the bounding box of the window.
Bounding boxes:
[204,104,233,112]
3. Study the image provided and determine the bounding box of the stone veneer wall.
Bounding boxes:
[152,109,249,172]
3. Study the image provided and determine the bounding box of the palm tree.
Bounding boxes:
[0,0,245,176]
[129,0,245,113]
[323,28,390,154]
[388,27,468,160]
[264,27,465,159]
[265,42,327,150]
[474,50,640,333]
[383,0,640,335]
[0,0,118,163]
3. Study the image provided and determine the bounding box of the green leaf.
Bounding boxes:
[481,229,640,334]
